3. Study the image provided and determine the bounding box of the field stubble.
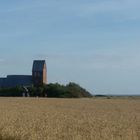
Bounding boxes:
[0,98,139,140]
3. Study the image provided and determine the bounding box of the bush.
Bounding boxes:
[0,82,92,98]
[46,82,92,98]
[66,82,92,98]
[0,87,23,97]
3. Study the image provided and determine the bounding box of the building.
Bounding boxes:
[0,60,47,88]
[32,60,47,86]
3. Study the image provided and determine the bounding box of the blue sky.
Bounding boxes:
[0,0,140,95]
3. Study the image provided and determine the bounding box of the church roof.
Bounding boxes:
[32,60,46,72]
[0,75,32,88]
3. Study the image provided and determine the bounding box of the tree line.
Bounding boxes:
[0,82,92,98]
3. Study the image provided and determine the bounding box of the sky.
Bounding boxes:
[0,0,140,95]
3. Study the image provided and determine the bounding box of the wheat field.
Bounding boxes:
[0,98,139,140]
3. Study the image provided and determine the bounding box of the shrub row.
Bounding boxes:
[0,82,92,98]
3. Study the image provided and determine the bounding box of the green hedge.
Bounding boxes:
[0,82,92,98]
[0,87,23,97]
[45,82,92,98]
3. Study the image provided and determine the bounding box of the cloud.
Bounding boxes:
[80,0,139,13]
[0,1,48,13]
[34,50,131,70]
[63,0,140,21]
[0,59,4,62]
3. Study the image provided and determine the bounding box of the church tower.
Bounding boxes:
[32,60,47,86]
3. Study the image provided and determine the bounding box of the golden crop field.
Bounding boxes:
[0,98,139,140]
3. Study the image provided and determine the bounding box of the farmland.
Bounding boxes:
[0,97,139,140]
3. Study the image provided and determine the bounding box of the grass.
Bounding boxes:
[0,97,139,140]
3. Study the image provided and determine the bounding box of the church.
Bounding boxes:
[0,60,47,88]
